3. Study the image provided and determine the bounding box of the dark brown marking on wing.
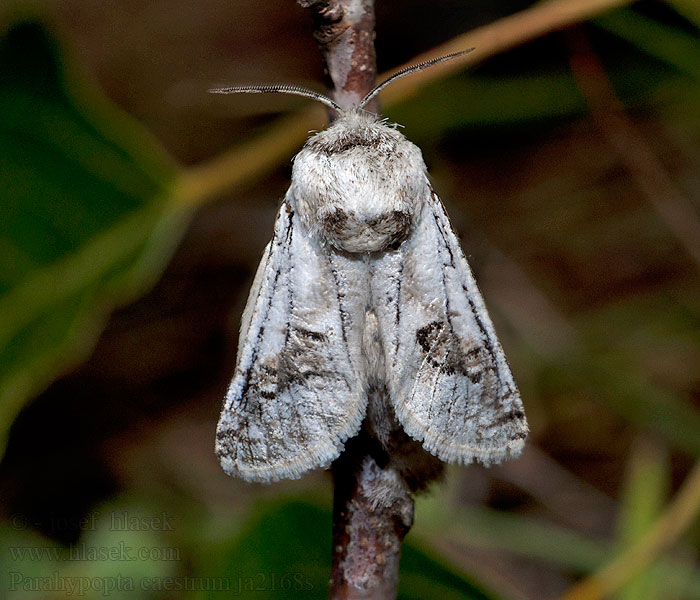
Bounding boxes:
[416,321,443,354]
[238,267,285,404]
[415,320,497,383]
[394,259,403,355]
[491,408,526,428]
[327,254,350,348]
[294,327,328,342]
[428,189,506,391]
[465,295,502,388]
[240,326,346,401]
[236,205,295,406]
[284,205,295,241]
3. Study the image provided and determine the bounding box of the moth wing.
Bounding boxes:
[216,200,368,482]
[373,186,527,465]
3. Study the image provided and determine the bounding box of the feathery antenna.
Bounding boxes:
[209,83,342,112]
[210,49,475,112]
[358,48,475,109]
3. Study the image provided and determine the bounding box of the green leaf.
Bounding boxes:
[200,500,498,600]
[203,501,329,599]
[0,19,190,455]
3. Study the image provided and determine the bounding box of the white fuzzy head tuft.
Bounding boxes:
[289,111,427,253]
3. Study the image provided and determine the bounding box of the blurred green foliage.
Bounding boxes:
[0,20,190,456]
[203,500,497,600]
[615,439,670,599]
[0,496,497,600]
[0,505,179,600]
[415,479,700,597]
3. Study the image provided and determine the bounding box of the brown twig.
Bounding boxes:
[329,432,415,599]
[297,0,378,115]
[296,2,416,598]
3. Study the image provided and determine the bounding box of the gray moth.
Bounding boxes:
[214,52,528,483]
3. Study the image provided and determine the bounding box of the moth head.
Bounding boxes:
[210,49,474,253]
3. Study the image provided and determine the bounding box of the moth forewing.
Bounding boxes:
[216,202,368,482]
[373,185,527,466]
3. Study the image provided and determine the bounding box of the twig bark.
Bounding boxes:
[329,432,415,599]
[297,2,413,598]
[297,0,378,114]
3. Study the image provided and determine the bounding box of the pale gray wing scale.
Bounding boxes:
[216,201,368,482]
[372,186,527,465]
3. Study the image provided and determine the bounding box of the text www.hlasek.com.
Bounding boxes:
[9,542,180,562]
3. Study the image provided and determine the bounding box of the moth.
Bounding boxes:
[214,52,528,483]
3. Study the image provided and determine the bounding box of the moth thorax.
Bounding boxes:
[291,114,428,253]
[321,207,412,253]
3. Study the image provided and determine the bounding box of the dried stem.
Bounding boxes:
[561,458,700,600]
[297,1,412,598]
[568,28,700,272]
